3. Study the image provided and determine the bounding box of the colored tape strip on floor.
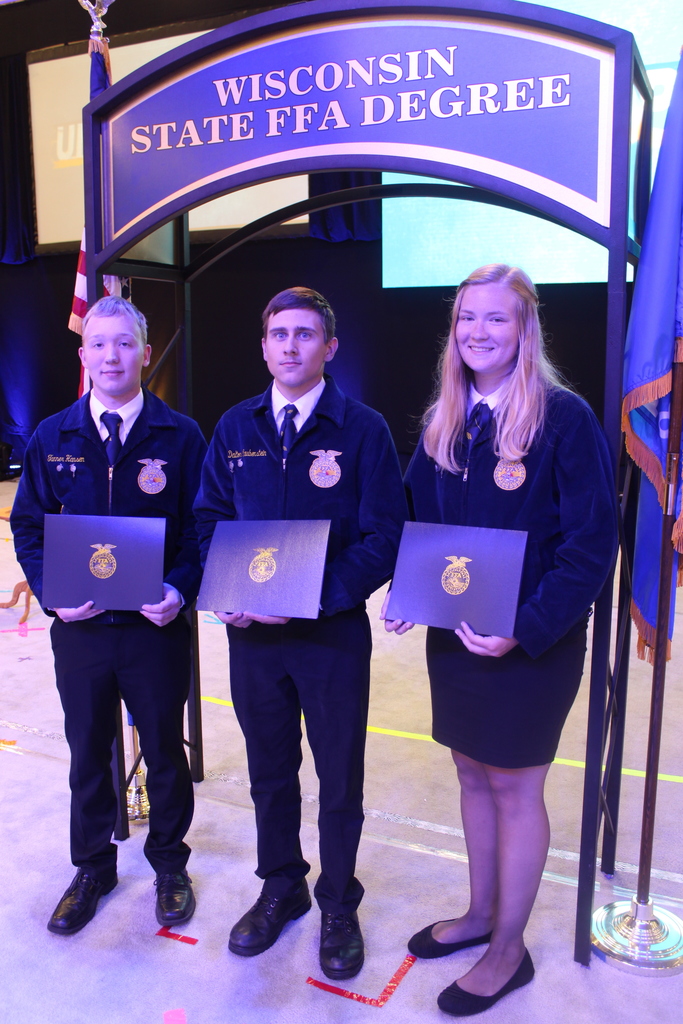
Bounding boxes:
[307,954,416,1007]
[163,1011,187,1024]
[200,696,683,784]
[156,926,198,946]
[0,625,44,635]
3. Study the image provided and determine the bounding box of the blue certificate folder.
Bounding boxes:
[197,520,331,620]
[42,514,166,611]
[386,522,528,637]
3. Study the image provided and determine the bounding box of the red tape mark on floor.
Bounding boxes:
[163,1010,187,1024]
[156,926,198,946]
[307,954,416,1007]
[0,625,44,636]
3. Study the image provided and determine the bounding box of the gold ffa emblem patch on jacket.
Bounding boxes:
[309,450,342,488]
[249,547,278,583]
[441,556,471,596]
[493,459,526,490]
[138,459,168,493]
[89,543,117,579]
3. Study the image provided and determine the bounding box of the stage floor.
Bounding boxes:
[2,478,682,1024]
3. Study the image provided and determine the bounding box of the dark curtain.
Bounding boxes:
[309,172,381,242]
[0,54,35,265]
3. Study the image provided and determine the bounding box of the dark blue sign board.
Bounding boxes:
[86,0,644,266]
[105,15,611,242]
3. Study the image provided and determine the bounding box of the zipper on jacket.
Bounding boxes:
[108,465,114,623]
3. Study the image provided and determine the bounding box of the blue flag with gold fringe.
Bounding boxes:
[622,54,683,660]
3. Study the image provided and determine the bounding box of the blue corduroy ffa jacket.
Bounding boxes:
[193,375,408,617]
[10,388,208,617]
[405,388,618,658]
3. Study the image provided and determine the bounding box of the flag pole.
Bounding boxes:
[591,359,683,973]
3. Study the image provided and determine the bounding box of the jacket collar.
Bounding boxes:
[247,374,346,429]
[58,387,175,437]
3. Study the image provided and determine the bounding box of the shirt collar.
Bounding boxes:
[271,377,326,423]
[468,381,506,414]
[90,389,144,440]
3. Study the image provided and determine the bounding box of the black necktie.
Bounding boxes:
[100,411,122,465]
[280,404,298,459]
[465,401,492,451]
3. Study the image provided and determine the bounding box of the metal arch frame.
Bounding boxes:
[82,0,653,963]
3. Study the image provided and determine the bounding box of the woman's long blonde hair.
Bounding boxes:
[423,264,566,473]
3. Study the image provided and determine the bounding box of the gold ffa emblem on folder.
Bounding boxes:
[249,548,278,583]
[309,450,342,488]
[441,556,472,596]
[493,459,526,491]
[89,543,117,579]
[138,459,168,494]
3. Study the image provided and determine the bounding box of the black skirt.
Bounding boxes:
[426,624,588,769]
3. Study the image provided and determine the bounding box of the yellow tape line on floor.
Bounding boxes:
[200,697,683,783]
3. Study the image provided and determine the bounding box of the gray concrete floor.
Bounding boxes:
[1,477,682,1024]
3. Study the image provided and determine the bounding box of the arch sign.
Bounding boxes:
[85,0,641,272]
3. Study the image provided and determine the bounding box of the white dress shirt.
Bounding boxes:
[90,389,144,444]
[467,381,506,416]
[271,378,326,434]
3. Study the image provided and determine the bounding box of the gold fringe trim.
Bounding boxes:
[673,514,683,557]
[88,37,112,81]
[672,342,683,552]
[622,424,665,504]
[621,372,672,419]
[68,312,83,336]
[631,599,672,662]
[622,373,671,502]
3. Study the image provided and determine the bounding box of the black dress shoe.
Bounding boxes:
[47,869,117,936]
[228,881,311,957]
[437,949,535,1016]
[408,923,493,959]
[155,871,196,926]
[319,911,364,980]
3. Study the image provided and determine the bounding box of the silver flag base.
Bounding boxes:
[127,766,150,821]
[592,898,683,975]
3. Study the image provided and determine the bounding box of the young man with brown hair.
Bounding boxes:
[194,286,407,979]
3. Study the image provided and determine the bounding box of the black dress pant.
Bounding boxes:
[227,607,371,915]
[51,615,193,883]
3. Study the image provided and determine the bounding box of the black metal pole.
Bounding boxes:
[186,608,204,783]
[112,699,130,842]
[600,462,639,875]
[574,581,613,965]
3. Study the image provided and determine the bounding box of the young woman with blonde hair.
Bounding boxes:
[383,264,617,1016]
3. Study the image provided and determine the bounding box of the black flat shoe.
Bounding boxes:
[47,870,118,936]
[155,871,196,926]
[408,923,493,959]
[437,949,535,1016]
[229,881,311,957]
[319,911,364,980]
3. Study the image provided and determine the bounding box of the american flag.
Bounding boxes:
[68,29,129,395]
